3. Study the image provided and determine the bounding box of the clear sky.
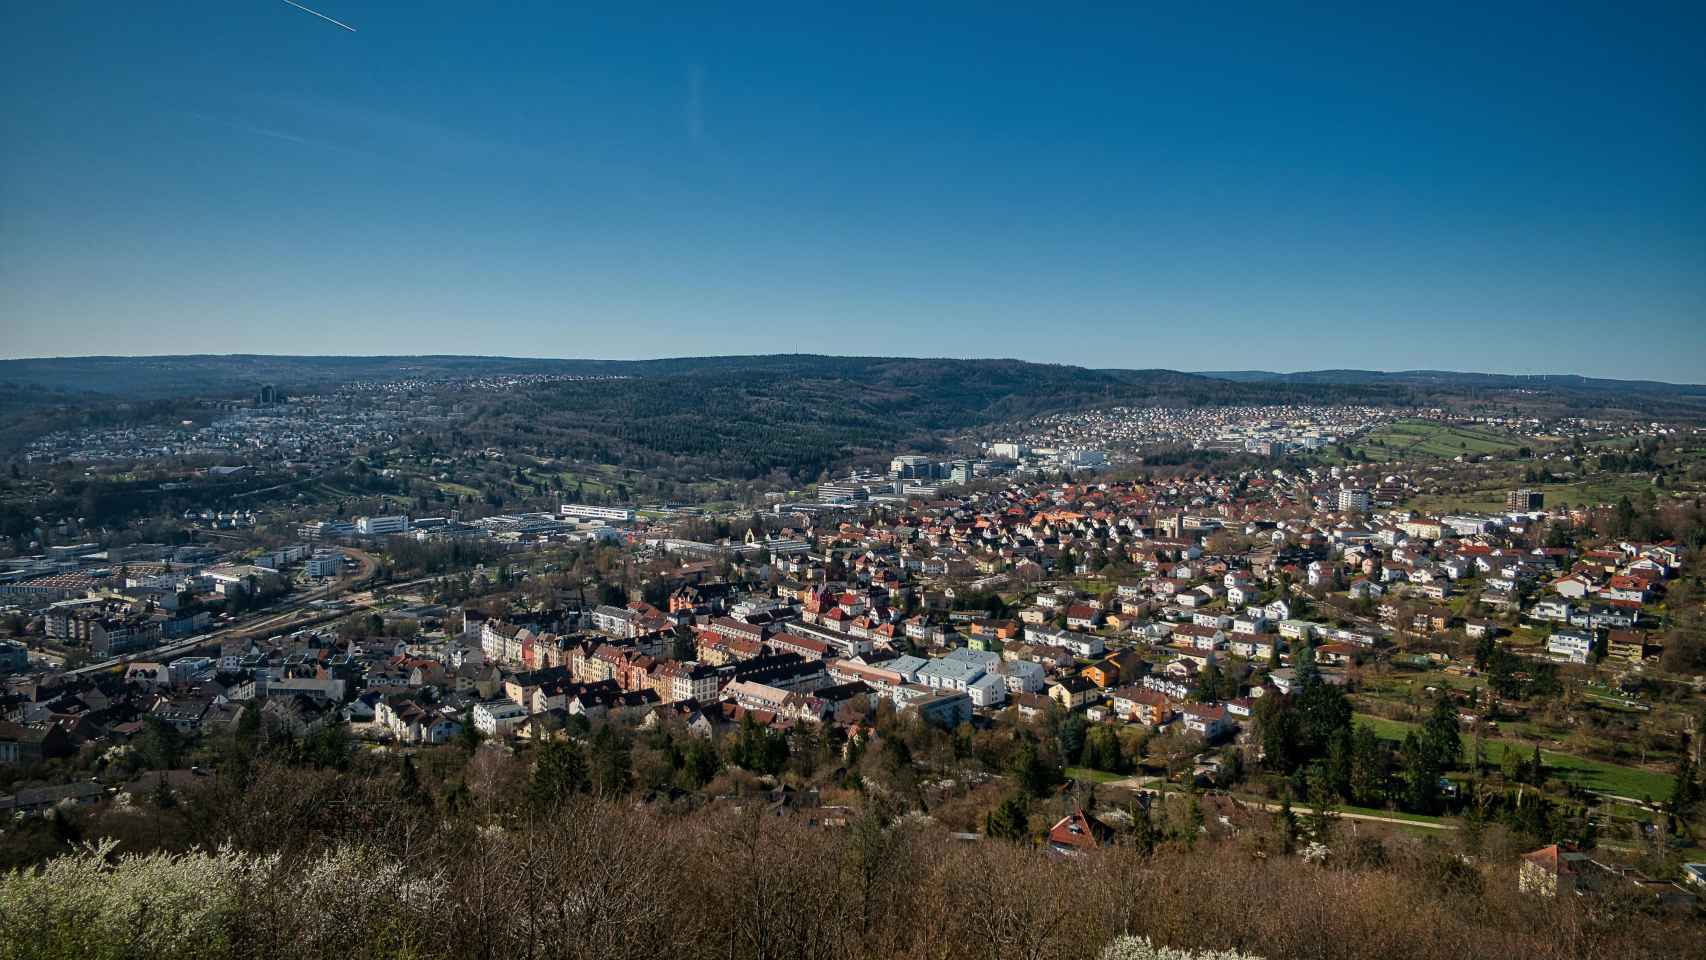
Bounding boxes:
[2,2,1702,380]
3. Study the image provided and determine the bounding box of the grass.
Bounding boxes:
[1066,766,1125,784]
[1354,419,1525,461]
[1409,473,1670,514]
[1354,713,1673,800]
[1337,802,1449,825]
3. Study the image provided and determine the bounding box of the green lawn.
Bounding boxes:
[1354,419,1525,461]
[1354,714,1672,800]
[1066,766,1125,784]
[1336,803,1451,826]
[1411,474,1669,514]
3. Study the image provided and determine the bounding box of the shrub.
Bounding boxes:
[1099,936,1265,960]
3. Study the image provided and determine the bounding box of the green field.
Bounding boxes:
[1354,714,1672,800]
[1065,766,1125,784]
[1355,419,1526,461]
[1410,474,1663,514]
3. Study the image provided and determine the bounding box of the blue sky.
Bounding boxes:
[2,2,1702,380]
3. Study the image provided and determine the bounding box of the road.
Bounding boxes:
[1106,778,1457,831]
[60,547,387,677]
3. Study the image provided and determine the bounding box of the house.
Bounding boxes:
[1080,650,1147,689]
[1176,703,1232,740]
[1047,808,1115,853]
[1519,844,1593,897]
[0,780,107,815]
[1109,686,1171,726]
[1170,623,1224,652]
[1606,631,1648,663]
[997,659,1047,694]
[1048,675,1100,710]
[472,699,530,737]
[1064,605,1103,630]
[1314,642,1358,666]
[1547,630,1594,664]
[1228,636,1277,661]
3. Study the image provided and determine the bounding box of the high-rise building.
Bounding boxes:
[355,515,411,536]
[1337,488,1371,513]
[888,455,934,479]
[1507,489,1544,511]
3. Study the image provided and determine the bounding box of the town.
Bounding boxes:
[4,389,1705,956]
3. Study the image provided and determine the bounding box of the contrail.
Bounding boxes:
[280,0,357,32]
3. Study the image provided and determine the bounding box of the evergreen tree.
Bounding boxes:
[529,739,590,809]
[1127,796,1158,856]
[1400,732,1441,814]
[1058,713,1088,763]
[1009,740,1059,797]
[1275,789,1298,854]
[589,725,632,797]
[680,738,721,789]
[1668,756,1698,818]
[1347,724,1390,807]
[1422,695,1462,772]
[1305,764,1339,843]
[984,791,1031,842]
[398,755,427,807]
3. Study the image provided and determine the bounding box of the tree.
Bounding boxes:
[1082,726,1127,774]
[1009,740,1060,797]
[1305,764,1339,843]
[137,716,185,770]
[397,755,427,807]
[1059,713,1088,763]
[1473,633,1495,670]
[1422,694,1462,772]
[680,738,721,789]
[731,714,789,776]
[589,725,632,797]
[529,739,590,809]
[984,791,1031,842]
[1256,695,1303,772]
[1668,756,1698,819]
[671,630,695,663]
[1400,732,1442,814]
[1347,724,1390,807]
[1275,789,1299,854]
[303,722,351,771]
[1126,796,1158,856]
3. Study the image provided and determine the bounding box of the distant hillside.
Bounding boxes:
[1198,368,1706,395]
[444,356,1406,481]
[5,354,1703,473]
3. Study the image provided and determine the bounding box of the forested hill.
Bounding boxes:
[4,354,1702,476]
[440,357,1408,482]
[1199,368,1706,395]
[0,353,1395,403]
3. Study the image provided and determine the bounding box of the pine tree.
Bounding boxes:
[1306,765,1339,843]
[529,739,590,809]
[984,792,1031,842]
[1422,694,1462,772]
[398,755,427,807]
[1669,756,1699,818]
[1275,790,1298,854]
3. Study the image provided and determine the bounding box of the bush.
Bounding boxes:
[1099,936,1264,960]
